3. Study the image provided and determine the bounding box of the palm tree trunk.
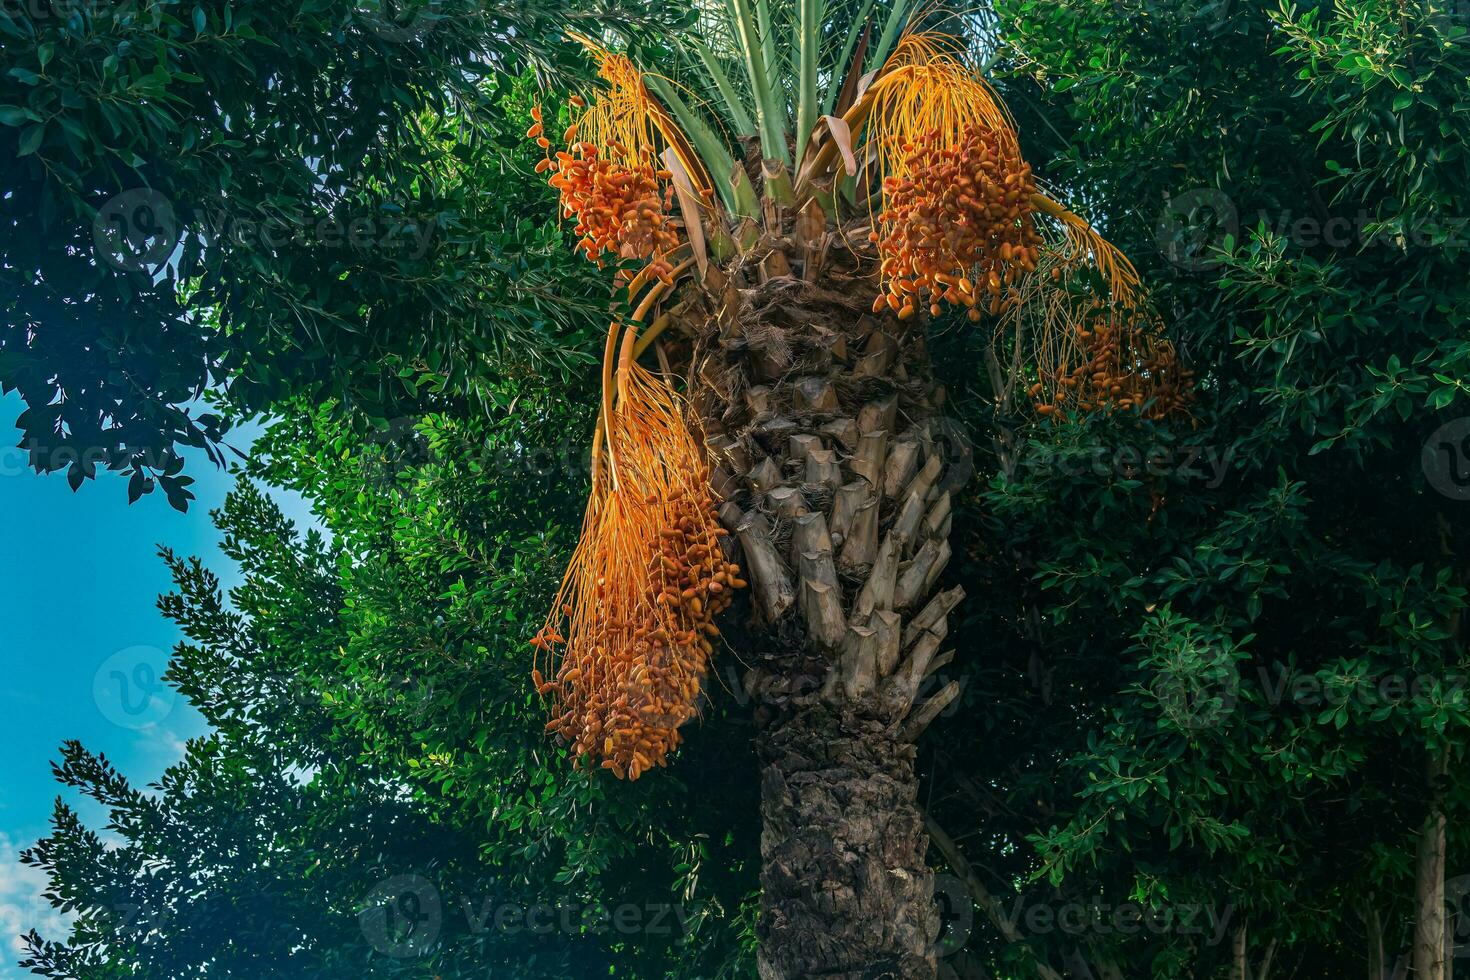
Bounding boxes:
[691,261,964,978]
[755,680,935,978]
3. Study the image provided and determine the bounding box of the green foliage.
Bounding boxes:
[911,0,1470,975]
[23,392,761,977]
[0,0,689,504]
[253,384,762,962]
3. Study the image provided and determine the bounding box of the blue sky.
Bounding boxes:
[0,392,316,976]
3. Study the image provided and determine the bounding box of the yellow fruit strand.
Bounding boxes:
[532,322,744,779]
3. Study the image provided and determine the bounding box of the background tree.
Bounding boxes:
[23,415,761,979]
[908,0,1470,976]
[0,0,684,504]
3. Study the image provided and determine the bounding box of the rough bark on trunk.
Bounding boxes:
[756,687,934,979]
[687,251,963,978]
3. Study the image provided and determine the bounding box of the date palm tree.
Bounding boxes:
[529,3,1192,976]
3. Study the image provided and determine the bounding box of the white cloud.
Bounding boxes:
[0,831,71,969]
[139,724,191,764]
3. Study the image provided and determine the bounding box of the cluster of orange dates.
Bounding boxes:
[1031,309,1196,419]
[873,125,1043,322]
[532,485,743,780]
[533,105,679,286]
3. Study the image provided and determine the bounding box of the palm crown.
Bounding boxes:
[529,1,1193,780]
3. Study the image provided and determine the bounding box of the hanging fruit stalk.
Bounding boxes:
[827,29,1195,419]
[531,337,741,780]
[532,76,736,776]
[1010,195,1196,417]
[546,141,680,287]
[872,125,1043,322]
